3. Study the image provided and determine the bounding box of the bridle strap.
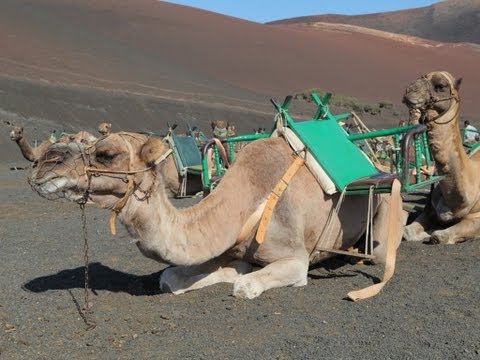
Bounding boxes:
[422,72,460,125]
[82,133,173,235]
[108,135,136,235]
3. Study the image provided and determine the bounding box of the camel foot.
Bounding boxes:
[429,231,455,245]
[403,224,430,242]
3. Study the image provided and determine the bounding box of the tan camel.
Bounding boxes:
[9,126,56,162]
[10,126,98,162]
[402,70,480,244]
[28,131,403,300]
[98,122,112,136]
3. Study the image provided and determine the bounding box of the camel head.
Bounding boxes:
[403,71,462,123]
[227,124,236,137]
[9,126,24,141]
[98,122,112,136]
[212,120,228,138]
[28,132,169,209]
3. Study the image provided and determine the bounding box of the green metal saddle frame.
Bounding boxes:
[271,93,441,195]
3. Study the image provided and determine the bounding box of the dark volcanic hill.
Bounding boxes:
[2,0,480,163]
[268,0,480,45]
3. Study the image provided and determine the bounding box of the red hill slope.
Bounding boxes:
[1,0,480,145]
[269,0,480,45]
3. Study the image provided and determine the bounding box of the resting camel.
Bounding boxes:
[9,126,97,162]
[28,130,403,300]
[97,122,112,136]
[403,70,480,244]
[9,126,56,162]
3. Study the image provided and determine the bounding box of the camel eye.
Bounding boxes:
[95,151,116,164]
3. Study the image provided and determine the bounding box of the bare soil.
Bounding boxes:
[1,163,479,360]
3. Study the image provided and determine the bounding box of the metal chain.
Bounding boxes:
[80,203,96,330]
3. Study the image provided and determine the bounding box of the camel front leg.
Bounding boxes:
[404,188,442,242]
[403,205,436,242]
[232,255,309,299]
[160,258,252,295]
[430,217,480,244]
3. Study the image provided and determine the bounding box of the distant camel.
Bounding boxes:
[98,122,112,136]
[10,126,97,162]
[9,126,56,162]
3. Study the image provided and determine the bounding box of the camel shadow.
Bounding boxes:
[22,262,164,296]
[308,257,382,284]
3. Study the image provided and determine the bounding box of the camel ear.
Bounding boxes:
[455,77,463,90]
[140,137,169,165]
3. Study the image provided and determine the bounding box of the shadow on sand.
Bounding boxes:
[23,259,383,297]
[22,262,164,296]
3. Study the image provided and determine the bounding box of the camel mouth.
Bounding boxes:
[402,96,423,110]
[29,173,84,201]
[32,180,85,202]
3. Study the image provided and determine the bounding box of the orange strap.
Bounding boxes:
[347,178,401,301]
[109,135,136,236]
[109,177,135,236]
[256,156,305,244]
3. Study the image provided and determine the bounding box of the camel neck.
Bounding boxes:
[426,101,471,212]
[16,137,35,162]
[426,101,467,169]
[118,171,242,266]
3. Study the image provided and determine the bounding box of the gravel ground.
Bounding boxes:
[1,164,479,360]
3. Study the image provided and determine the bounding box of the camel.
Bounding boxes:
[211,120,228,139]
[9,126,56,162]
[9,126,98,162]
[28,130,404,300]
[98,122,112,136]
[402,70,480,244]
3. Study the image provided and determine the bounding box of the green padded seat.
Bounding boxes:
[172,134,202,170]
[288,119,379,192]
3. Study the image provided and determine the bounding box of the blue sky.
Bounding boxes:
[162,0,442,23]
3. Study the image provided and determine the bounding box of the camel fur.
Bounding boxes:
[29,132,404,299]
[403,70,480,244]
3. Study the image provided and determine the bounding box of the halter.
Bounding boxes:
[419,71,460,125]
[81,133,172,235]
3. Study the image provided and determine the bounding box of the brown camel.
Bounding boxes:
[28,131,404,300]
[10,126,97,162]
[402,70,480,244]
[9,126,56,162]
